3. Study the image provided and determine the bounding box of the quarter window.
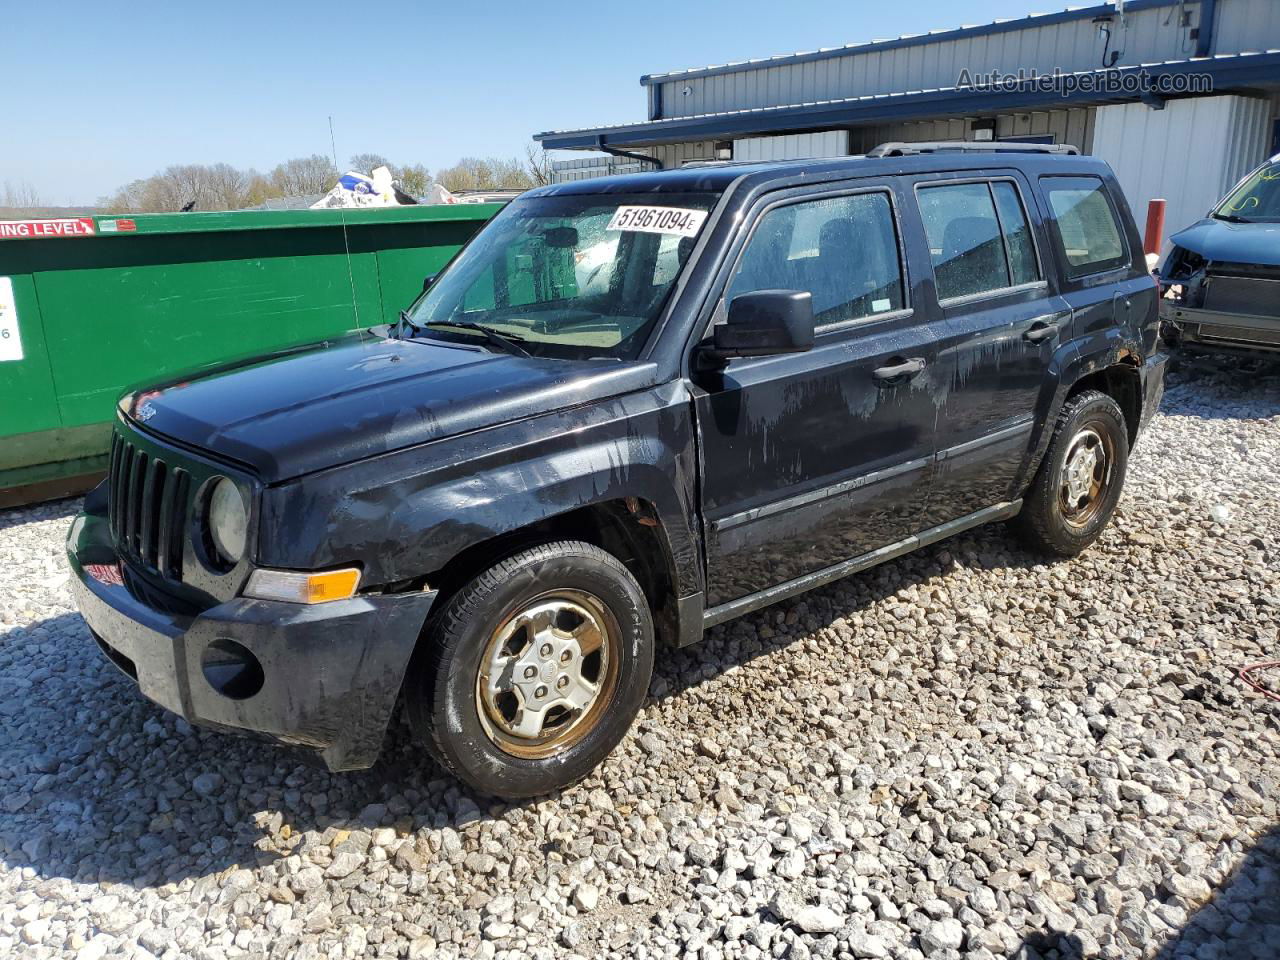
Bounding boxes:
[1041,176,1128,277]
[726,192,905,326]
[918,180,1042,301]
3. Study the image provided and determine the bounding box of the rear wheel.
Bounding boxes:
[1017,389,1129,557]
[407,541,654,798]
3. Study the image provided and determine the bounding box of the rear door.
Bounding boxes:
[1038,174,1141,346]
[909,173,1073,524]
[690,181,943,610]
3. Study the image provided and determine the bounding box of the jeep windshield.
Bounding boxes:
[404,192,716,360]
[1215,159,1280,222]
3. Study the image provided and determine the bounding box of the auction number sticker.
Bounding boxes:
[607,205,707,237]
[0,277,21,362]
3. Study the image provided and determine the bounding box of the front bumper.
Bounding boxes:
[66,502,436,771]
[1161,302,1280,355]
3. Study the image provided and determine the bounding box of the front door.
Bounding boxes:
[691,183,942,610]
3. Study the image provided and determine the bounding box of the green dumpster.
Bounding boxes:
[0,205,499,507]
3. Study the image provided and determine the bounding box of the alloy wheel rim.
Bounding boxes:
[1059,426,1112,528]
[476,590,619,758]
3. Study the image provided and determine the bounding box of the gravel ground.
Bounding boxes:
[1,355,1278,960]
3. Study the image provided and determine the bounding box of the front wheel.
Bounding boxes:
[407,541,654,799]
[1017,389,1129,557]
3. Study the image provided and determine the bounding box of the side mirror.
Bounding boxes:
[422,274,438,293]
[700,290,815,365]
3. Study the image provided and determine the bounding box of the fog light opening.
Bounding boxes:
[201,639,264,700]
[92,631,138,680]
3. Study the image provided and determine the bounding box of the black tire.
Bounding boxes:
[1017,389,1129,557]
[407,540,654,799]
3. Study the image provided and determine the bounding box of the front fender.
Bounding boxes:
[257,381,702,600]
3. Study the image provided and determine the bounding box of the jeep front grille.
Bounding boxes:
[108,432,191,580]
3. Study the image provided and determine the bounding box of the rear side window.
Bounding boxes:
[992,182,1039,286]
[917,180,1042,301]
[1041,176,1128,277]
[727,191,905,326]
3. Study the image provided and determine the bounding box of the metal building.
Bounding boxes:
[537,0,1280,242]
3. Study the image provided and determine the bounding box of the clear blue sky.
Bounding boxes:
[7,0,1045,205]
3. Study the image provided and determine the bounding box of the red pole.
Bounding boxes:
[1144,199,1167,258]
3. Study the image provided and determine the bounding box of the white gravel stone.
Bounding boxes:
[0,358,1276,960]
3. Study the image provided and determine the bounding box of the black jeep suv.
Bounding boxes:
[68,143,1166,798]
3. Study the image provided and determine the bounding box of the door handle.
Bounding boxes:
[1023,321,1057,343]
[872,357,926,383]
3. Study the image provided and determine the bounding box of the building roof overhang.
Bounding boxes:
[537,51,1280,151]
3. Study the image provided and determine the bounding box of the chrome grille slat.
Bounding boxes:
[107,434,124,529]
[108,432,190,582]
[127,447,144,553]
[139,458,160,564]
[162,468,189,579]
[156,467,176,578]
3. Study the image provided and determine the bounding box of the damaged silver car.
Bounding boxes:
[1161,154,1280,354]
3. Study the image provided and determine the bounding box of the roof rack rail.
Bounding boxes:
[679,159,762,168]
[867,141,1081,157]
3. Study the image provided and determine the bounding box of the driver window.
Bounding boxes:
[726,192,905,326]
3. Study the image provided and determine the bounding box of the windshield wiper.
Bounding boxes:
[1213,212,1255,223]
[411,318,531,358]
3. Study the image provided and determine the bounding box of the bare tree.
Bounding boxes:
[525,144,553,187]
[2,181,43,208]
[349,153,393,175]
[204,163,255,210]
[397,164,431,197]
[269,155,338,197]
[436,156,534,192]
[435,158,482,192]
[101,179,149,214]
[101,167,190,212]
[245,173,276,207]
[488,158,534,189]
[163,165,208,210]
[98,164,250,213]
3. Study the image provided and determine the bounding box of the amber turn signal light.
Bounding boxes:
[244,568,361,604]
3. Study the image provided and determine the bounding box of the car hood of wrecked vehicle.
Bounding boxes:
[1168,217,1280,267]
[122,334,654,482]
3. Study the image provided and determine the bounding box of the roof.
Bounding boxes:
[639,0,1180,85]
[538,50,1280,151]
[524,150,1113,198]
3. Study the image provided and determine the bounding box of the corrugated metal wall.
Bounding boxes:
[1091,94,1274,251]
[1273,92,1280,154]
[551,156,650,183]
[847,107,1096,154]
[1214,0,1280,53]
[648,141,720,168]
[549,143,719,181]
[650,0,1280,121]
[732,131,851,162]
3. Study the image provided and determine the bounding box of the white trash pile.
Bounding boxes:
[310,166,436,209]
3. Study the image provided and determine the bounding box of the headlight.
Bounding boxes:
[208,478,248,565]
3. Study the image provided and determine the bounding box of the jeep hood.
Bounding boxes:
[126,335,656,481]
[1168,217,1280,267]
